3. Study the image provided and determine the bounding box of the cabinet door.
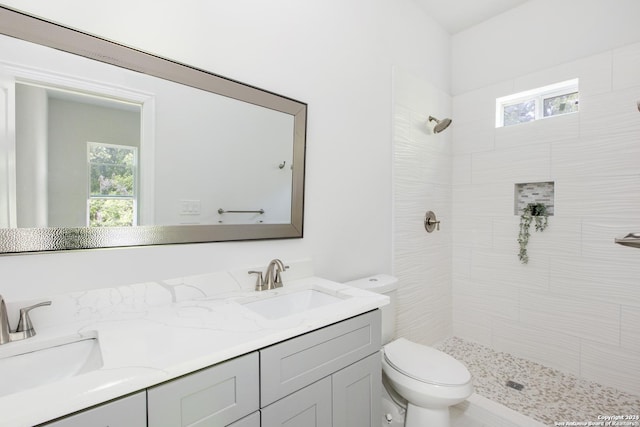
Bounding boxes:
[332,353,382,427]
[261,376,332,427]
[148,352,259,427]
[260,310,381,406]
[42,392,146,427]
[228,411,260,427]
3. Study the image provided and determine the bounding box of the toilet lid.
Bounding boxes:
[383,338,471,386]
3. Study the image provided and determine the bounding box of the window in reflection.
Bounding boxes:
[88,142,138,227]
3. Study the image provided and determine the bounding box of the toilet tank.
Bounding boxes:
[344,274,398,345]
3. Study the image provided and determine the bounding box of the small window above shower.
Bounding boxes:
[496,79,579,127]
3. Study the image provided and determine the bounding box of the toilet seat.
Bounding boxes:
[383,338,471,387]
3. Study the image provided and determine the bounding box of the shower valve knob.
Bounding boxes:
[424,211,440,233]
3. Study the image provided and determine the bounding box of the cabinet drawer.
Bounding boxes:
[148,352,259,427]
[41,392,146,427]
[260,310,381,405]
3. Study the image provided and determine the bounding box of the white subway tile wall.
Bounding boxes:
[451,41,640,396]
[393,67,453,345]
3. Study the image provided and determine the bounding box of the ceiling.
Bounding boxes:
[414,0,530,34]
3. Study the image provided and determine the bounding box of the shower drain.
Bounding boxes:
[506,380,525,391]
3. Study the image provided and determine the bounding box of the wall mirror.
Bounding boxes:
[0,6,307,254]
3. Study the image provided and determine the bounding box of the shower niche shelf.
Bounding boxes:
[514,182,555,216]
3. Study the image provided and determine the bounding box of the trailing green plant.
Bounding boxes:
[517,202,549,264]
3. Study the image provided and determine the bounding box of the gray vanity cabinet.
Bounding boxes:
[147,352,259,427]
[41,391,146,427]
[38,310,381,427]
[260,310,381,427]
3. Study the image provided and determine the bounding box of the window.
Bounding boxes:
[496,79,579,127]
[88,142,137,227]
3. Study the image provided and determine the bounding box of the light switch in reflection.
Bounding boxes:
[179,200,201,215]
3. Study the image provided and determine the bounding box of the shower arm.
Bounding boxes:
[615,232,640,248]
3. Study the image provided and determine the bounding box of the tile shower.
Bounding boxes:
[438,337,640,425]
[394,40,640,424]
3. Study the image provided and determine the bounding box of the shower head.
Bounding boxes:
[428,115,452,134]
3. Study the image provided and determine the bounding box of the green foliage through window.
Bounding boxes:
[89,199,134,227]
[88,143,137,227]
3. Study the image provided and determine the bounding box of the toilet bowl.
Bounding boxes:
[382,338,473,425]
[345,275,473,427]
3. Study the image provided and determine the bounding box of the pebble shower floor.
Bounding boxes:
[435,337,640,426]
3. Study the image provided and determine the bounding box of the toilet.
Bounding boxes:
[346,275,473,427]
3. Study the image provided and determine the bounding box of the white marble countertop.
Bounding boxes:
[0,267,388,427]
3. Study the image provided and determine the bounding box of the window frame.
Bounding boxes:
[496,78,579,128]
[87,141,139,227]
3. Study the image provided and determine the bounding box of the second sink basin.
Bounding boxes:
[243,289,344,319]
[0,335,103,397]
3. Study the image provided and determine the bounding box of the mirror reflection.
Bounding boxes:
[15,85,142,228]
[0,6,306,253]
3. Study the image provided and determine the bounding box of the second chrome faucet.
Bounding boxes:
[248,259,288,291]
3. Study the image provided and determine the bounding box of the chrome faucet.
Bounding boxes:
[265,259,286,290]
[0,295,51,345]
[248,259,288,291]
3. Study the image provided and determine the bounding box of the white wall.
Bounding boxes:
[452,0,640,95]
[393,67,452,345]
[452,0,640,395]
[15,84,48,227]
[151,80,294,226]
[0,0,450,302]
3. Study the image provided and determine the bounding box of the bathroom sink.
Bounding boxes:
[242,289,344,319]
[0,336,103,397]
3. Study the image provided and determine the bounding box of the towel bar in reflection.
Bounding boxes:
[218,208,265,214]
